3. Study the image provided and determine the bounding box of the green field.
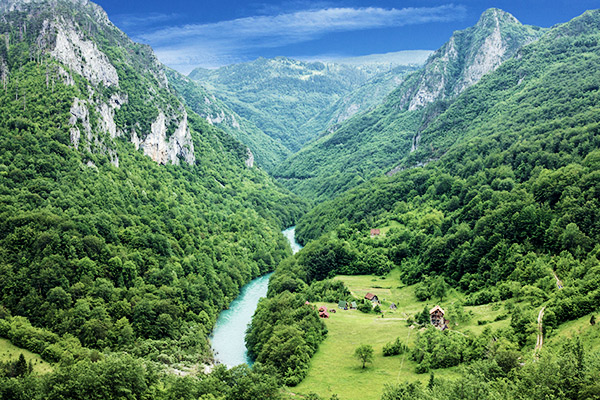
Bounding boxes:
[289,272,511,400]
[0,338,53,375]
[547,313,600,353]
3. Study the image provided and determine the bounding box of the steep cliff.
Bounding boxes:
[398,8,544,111]
[0,0,195,166]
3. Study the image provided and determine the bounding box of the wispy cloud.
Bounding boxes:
[112,12,181,31]
[134,5,466,72]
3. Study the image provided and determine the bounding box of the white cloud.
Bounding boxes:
[112,12,181,30]
[134,5,466,72]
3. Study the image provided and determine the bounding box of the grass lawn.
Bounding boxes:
[0,338,53,374]
[547,312,600,353]
[289,271,511,400]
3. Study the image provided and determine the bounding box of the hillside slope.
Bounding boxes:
[0,0,306,368]
[296,7,600,294]
[166,69,290,171]
[275,9,544,202]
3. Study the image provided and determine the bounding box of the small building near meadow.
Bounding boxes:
[430,305,447,329]
[365,293,379,303]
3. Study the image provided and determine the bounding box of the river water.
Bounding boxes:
[210,226,302,367]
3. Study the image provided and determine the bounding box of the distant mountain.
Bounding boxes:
[0,0,306,376]
[165,69,290,171]
[331,50,433,68]
[189,56,423,154]
[275,8,545,202]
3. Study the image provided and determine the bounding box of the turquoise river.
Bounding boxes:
[210,226,302,367]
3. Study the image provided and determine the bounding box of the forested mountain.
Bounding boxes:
[278,10,600,397]
[295,7,600,314]
[0,0,307,396]
[189,56,421,154]
[165,69,290,171]
[275,9,545,202]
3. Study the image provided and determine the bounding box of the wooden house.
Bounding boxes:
[365,293,379,303]
[430,305,447,329]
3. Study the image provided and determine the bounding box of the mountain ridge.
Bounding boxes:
[274,8,546,203]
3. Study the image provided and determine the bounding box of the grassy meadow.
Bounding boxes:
[0,338,53,375]
[288,271,511,400]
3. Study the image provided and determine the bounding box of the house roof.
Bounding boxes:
[370,229,381,235]
[430,305,445,315]
[365,293,377,300]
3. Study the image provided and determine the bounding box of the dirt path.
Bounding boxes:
[534,306,545,358]
[552,270,563,289]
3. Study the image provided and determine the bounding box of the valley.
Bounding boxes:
[1,0,600,399]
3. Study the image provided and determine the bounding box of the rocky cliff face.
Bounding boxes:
[398,8,545,111]
[1,0,196,166]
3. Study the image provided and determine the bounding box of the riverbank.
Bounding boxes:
[209,227,303,368]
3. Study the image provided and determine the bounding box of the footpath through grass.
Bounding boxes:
[0,338,53,374]
[289,271,510,400]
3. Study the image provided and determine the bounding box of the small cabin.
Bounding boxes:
[370,229,381,237]
[365,293,379,303]
[430,305,447,329]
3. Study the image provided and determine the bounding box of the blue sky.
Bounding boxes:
[94,0,600,73]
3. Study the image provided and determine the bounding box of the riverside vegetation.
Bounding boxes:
[1,0,600,399]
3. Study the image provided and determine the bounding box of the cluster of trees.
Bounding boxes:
[0,355,32,379]
[382,338,408,357]
[383,338,600,400]
[246,256,328,386]
[0,355,283,400]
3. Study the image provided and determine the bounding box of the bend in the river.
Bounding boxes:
[210,226,303,367]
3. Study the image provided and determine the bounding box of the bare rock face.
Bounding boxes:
[51,19,119,87]
[245,149,254,168]
[138,112,196,165]
[69,97,91,149]
[400,8,543,112]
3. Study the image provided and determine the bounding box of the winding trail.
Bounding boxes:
[534,306,545,359]
[552,270,563,289]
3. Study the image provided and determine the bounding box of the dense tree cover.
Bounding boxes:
[274,9,544,203]
[0,0,307,379]
[382,338,600,400]
[166,68,290,172]
[0,354,283,400]
[246,256,329,386]
[281,9,600,395]
[295,11,600,306]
